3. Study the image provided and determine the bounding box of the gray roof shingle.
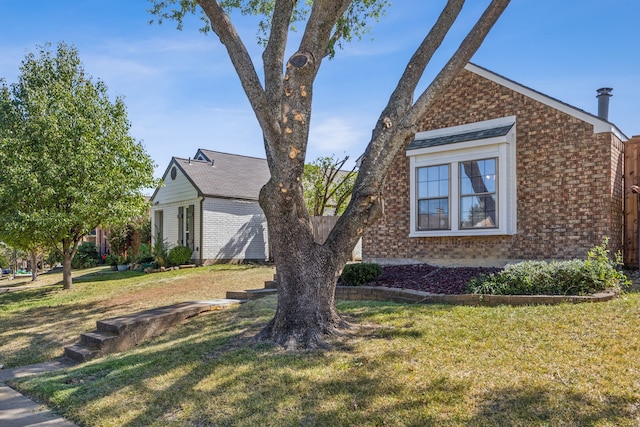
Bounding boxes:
[174,150,270,201]
[407,123,514,151]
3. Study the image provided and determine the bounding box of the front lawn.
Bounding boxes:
[6,274,640,426]
[0,264,275,367]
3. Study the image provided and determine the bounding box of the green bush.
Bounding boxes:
[104,254,118,266]
[73,242,99,269]
[467,240,629,295]
[152,234,170,268]
[340,262,382,286]
[133,243,154,264]
[167,245,193,267]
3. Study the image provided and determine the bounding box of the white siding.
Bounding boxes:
[153,165,198,205]
[151,198,201,261]
[202,197,269,262]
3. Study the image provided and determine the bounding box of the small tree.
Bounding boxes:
[303,155,357,216]
[0,42,157,289]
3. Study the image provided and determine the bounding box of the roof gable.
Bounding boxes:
[151,150,270,202]
[465,63,627,141]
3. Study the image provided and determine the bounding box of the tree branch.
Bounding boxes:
[403,0,511,129]
[375,0,464,135]
[196,0,279,143]
[263,0,296,106]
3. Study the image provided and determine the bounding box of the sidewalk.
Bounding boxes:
[0,359,78,427]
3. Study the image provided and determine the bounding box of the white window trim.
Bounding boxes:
[408,116,517,237]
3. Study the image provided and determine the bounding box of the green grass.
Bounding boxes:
[5,270,640,426]
[0,264,275,367]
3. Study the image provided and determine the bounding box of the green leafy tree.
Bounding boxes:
[303,155,357,216]
[0,42,157,289]
[150,0,510,348]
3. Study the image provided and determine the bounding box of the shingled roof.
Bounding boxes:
[408,123,514,151]
[156,150,270,201]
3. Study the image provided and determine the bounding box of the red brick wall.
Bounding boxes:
[363,69,624,266]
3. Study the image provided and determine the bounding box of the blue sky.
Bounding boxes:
[1,1,639,182]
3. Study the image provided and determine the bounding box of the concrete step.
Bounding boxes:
[80,330,120,352]
[264,280,278,289]
[65,300,242,363]
[64,344,102,363]
[96,302,214,335]
[226,288,278,300]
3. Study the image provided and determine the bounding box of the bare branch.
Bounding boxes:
[298,0,352,74]
[403,0,511,128]
[196,0,279,143]
[263,0,296,106]
[375,0,465,133]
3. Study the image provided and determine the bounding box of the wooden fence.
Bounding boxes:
[624,136,640,267]
[310,216,362,261]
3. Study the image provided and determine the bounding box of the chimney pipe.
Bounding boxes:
[596,87,613,121]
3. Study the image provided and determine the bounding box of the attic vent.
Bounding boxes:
[211,159,215,167]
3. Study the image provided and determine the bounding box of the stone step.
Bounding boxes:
[96,302,215,335]
[226,288,278,300]
[264,280,278,289]
[64,344,102,363]
[65,300,242,363]
[80,330,120,352]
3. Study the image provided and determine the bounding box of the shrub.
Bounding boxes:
[467,240,629,295]
[152,234,170,268]
[167,245,193,266]
[340,262,382,286]
[104,254,118,266]
[72,242,99,269]
[133,243,154,264]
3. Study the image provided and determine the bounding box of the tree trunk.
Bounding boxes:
[62,253,73,290]
[257,181,352,350]
[30,250,38,282]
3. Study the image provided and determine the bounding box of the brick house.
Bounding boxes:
[150,149,270,264]
[363,63,627,267]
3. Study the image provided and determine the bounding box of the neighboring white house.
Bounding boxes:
[150,149,271,264]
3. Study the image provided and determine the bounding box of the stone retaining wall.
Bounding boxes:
[335,286,617,306]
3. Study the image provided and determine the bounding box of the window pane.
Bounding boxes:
[417,167,429,182]
[459,158,497,229]
[460,159,496,196]
[460,194,497,228]
[418,198,449,230]
[427,181,439,196]
[418,182,428,198]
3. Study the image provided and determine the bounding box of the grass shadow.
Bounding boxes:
[470,385,639,426]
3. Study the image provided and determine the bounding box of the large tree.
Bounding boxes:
[151,0,510,349]
[0,42,157,289]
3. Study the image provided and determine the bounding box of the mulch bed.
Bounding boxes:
[367,264,502,295]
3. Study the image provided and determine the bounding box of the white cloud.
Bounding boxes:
[308,116,371,161]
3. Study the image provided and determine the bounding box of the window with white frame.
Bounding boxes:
[408,116,517,237]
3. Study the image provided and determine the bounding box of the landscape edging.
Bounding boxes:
[335,285,617,306]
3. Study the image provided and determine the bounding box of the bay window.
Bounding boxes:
[408,116,517,237]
